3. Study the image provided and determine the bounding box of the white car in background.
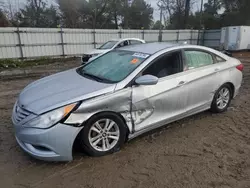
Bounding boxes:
[81,38,146,64]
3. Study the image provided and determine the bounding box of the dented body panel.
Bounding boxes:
[131,73,188,132]
[65,88,134,132]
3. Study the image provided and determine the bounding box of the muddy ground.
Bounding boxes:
[0,59,250,188]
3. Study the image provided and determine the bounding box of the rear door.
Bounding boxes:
[183,49,221,112]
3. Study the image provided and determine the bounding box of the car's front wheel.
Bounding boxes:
[211,84,232,113]
[79,113,127,156]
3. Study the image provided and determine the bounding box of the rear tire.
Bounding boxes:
[79,112,127,157]
[211,84,232,113]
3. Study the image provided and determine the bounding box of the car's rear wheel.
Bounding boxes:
[211,84,232,113]
[80,113,127,156]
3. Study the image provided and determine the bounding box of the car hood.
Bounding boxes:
[18,69,116,114]
[85,49,110,55]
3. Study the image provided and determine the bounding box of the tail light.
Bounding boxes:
[236,64,244,72]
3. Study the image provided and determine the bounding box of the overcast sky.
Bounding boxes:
[4,0,208,21]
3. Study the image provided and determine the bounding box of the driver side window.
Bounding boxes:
[142,51,183,78]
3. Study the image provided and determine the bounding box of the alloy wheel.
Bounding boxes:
[216,87,230,110]
[88,119,120,152]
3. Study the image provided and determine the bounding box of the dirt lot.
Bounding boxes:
[0,59,250,188]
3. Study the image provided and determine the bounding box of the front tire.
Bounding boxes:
[79,113,127,157]
[211,84,232,113]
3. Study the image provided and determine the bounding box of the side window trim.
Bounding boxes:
[214,55,227,63]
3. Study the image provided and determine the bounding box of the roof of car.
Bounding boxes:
[110,38,145,42]
[118,42,181,54]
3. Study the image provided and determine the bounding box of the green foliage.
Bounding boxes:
[57,0,153,29]
[163,0,250,29]
[2,0,250,30]
[0,9,11,27]
[152,20,164,30]
[11,0,60,27]
[0,57,68,70]
[123,0,153,29]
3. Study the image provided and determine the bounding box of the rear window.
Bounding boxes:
[78,50,150,83]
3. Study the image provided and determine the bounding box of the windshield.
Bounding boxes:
[77,50,150,83]
[98,41,118,49]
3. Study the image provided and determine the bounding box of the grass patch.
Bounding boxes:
[0,57,75,70]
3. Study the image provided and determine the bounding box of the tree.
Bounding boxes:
[160,0,193,29]
[219,0,250,26]
[221,0,239,12]
[199,0,222,29]
[152,20,164,30]
[57,0,116,29]
[164,0,186,29]
[109,0,123,29]
[12,0,60,27]
[204,0,222,15]
[85,0,116,29]
[122,0,153,29]
[0,10,11,27]
[57,0,153,29]
[57,0,82,28]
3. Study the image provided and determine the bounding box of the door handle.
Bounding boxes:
[178,81,186,86]
[214,68,220,72]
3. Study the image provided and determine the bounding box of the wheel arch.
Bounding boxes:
[73,110,131,150]
[86,111,131,135]
[223,82,235,98]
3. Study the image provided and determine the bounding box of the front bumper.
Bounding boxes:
[14,122,83,161]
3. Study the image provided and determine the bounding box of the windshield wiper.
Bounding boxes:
[82,71,114,83]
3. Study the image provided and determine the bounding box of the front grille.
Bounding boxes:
[13,103,31,123]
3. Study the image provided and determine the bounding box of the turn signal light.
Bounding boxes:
[63,104,76,117]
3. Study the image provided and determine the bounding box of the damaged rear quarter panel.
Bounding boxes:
[64,88,134,132]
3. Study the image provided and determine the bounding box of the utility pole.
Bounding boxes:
[184,0,191,29]
[197,0,204,45]
[125,0,130,29]
[158,2,163,42]
[200,0,204,28]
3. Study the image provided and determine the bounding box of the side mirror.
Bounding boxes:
[135,75,158,86]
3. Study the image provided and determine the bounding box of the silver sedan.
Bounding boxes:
[12,43,243,161]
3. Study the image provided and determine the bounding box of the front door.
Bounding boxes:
[131,50,188,132]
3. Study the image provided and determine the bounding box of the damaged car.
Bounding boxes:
[12,43,243,161]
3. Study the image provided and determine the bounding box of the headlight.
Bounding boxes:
[24,103,77,129]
